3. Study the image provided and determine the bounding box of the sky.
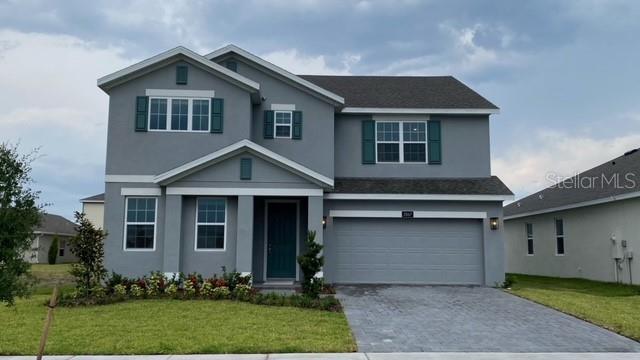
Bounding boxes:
[1,0,640,219]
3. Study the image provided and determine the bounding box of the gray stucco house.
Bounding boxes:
[505,149,640,284]
[24,214,78,264]
[96,44,512,286]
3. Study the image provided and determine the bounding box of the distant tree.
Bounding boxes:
[69,212,107,297]
[0,142,42,305]
[48,236,59,265]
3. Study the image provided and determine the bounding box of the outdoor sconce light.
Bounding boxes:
[322,216,327,229]
[490,217,499,230]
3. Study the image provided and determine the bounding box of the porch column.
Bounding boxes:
[236,195,254,276]
[163,194,182,275]
[307,195,324,246]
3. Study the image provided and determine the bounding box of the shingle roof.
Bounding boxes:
[36,214,77,235]
[298,75,498,109]
[504,149,640,218]
[81,193,104,202]
[331,176,512,195]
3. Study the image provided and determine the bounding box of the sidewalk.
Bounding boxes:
[3,353,640,360]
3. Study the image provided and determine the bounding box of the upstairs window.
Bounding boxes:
[171,99,189,130]
[555,218,565,255]
[149,99,167,130]
[148,97,210,132]
[376,121,427,163]
[526,223,534,255]
[275,111,292,138]
[192,100,210,131]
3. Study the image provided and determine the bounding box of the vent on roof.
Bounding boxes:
[624,148,639,156]
[538,194,544,200]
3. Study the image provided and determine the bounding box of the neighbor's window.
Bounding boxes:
[125,197,157,250]
[274,111,292,138]
[149,97,211,132]
[195,198,226,250]
[192,99,209,131]
[555,218,565,255]
[526,223,534,255]
[376,121,427,163]
[58,239,65,257]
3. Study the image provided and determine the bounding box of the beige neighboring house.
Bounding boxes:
[81,193,104,229]
[25,214,78,264]
[504,149,640,285]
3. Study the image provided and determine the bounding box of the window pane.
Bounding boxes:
[192,99,209,131]
[127,198,156,223]
[557,237,565,254]
[527,239,534,255]
[555,219,564,236]
[126,224,155,249]
[197,199,225,223]
[276,125,291,137]
[377,143,399,162]
[150,99,167,130]
[526,223,533,237]
[403,122,426,142]
[403,143,426,162]
[197,224,225,249]
[377,122,399,141]
[171,99,188,130]
[275,112,291,124]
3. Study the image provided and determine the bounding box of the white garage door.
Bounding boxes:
[332,218,484,284]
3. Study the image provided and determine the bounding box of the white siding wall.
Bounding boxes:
[505,197,640,284]
[82,202,104,229]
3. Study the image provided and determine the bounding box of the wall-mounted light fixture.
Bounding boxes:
[322,216,327,229]
[490,217,499,230]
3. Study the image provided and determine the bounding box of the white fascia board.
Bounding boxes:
[80,200,104,204]
[271,104,296,111]
[97,46,259,91]
[154,139,334,187]
[340,107,500,115]
[330,210,487,219]
[105,175,156,183]
[120,187,162,196]
[324,193,514,201]
[205,45,344,105]
[166,187,323,196]
[146,89,215,98]
[504,191,640,220]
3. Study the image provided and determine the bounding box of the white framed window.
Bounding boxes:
[274,111,292,138]
[58,239,65,257]
[555,218,565,255]
[195,198,226,251]
[375,121,427,163]
[124,197,157,251]
[148,97,210,132]
[526,223,534,255]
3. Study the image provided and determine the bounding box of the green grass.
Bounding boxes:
[507,273,640,340]
[0,296,356,355]
[29,264,75,294]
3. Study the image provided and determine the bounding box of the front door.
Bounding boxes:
[266,202,297,278]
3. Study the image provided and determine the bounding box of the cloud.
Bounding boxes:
[261,49,360,75]
[0,29,135,216]
[493,130,640,201]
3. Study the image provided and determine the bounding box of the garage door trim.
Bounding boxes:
[329,210,487,219]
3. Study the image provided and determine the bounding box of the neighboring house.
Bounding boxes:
[24,214,78,264]
[96,44,512,285]
[504,149,640,284]
[81,193,105,229]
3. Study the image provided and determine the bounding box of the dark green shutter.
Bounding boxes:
[226,60,238,72]
[176,65,188,85]
[240,158,252,180]
[264,110,274,139]
[362,119,375,164]
[292,111,303,140]
[428,120,442,164]
[210,98,224,133]
[135,96,148,132]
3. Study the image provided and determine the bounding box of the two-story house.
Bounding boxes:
[96,44,512,286]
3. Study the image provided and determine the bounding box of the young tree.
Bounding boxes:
[0,143,42,305]
[297,230,324,298]
[48,236,59,265]
[69,212,107,297]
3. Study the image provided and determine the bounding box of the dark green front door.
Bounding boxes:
[267,202,297,278]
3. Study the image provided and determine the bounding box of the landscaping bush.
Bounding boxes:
[48,236,59,265]
[297,230,324,299]
[69,212,107,298]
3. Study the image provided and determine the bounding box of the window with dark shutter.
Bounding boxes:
[135,96,149,132]
[362,119,375,164]
[210,98,224,133]
[264,110,274,139]
[427,120,442,164]
[176,65,188,85]
[292,111,303,140]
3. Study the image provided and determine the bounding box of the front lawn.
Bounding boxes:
[30,263,75,294]
[0,296,356,355]
[506,274,640,341]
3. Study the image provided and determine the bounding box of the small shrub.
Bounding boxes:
[201,282,215,297]
[501,274,515,289]
[233,284,252,300]
[113,284,127,297]
[48,236,59,265]
[297,231,324,299]
[130,284,144,298]
[212,286,230,299]
[165,283,178,297]
[91,286,106,299]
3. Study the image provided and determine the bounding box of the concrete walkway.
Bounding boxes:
[3,353,640,360]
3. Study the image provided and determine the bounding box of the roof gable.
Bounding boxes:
[36,214,77,236]
[205,45,344,105]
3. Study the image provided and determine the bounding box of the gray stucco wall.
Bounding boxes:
[505,197,640,284]
[217,56,336,178]
[27,234,77,264]
[105,57,253,176]
[323,200,505,286]
[334,114,491,178]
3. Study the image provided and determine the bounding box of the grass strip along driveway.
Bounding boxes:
[507,274,640,341]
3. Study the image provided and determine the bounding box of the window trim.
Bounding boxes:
[194,197,227,252]
[123,197,158,252]
[375,120,428,163]
[525,223,534,256]
[148,97,211,133]
[58,239,65,257]
[274,110,293,139]
[555,218,565,256]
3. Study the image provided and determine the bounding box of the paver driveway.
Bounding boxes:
[336,285,640,352]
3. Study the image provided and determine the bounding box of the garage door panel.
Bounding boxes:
[332,218,484,284]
